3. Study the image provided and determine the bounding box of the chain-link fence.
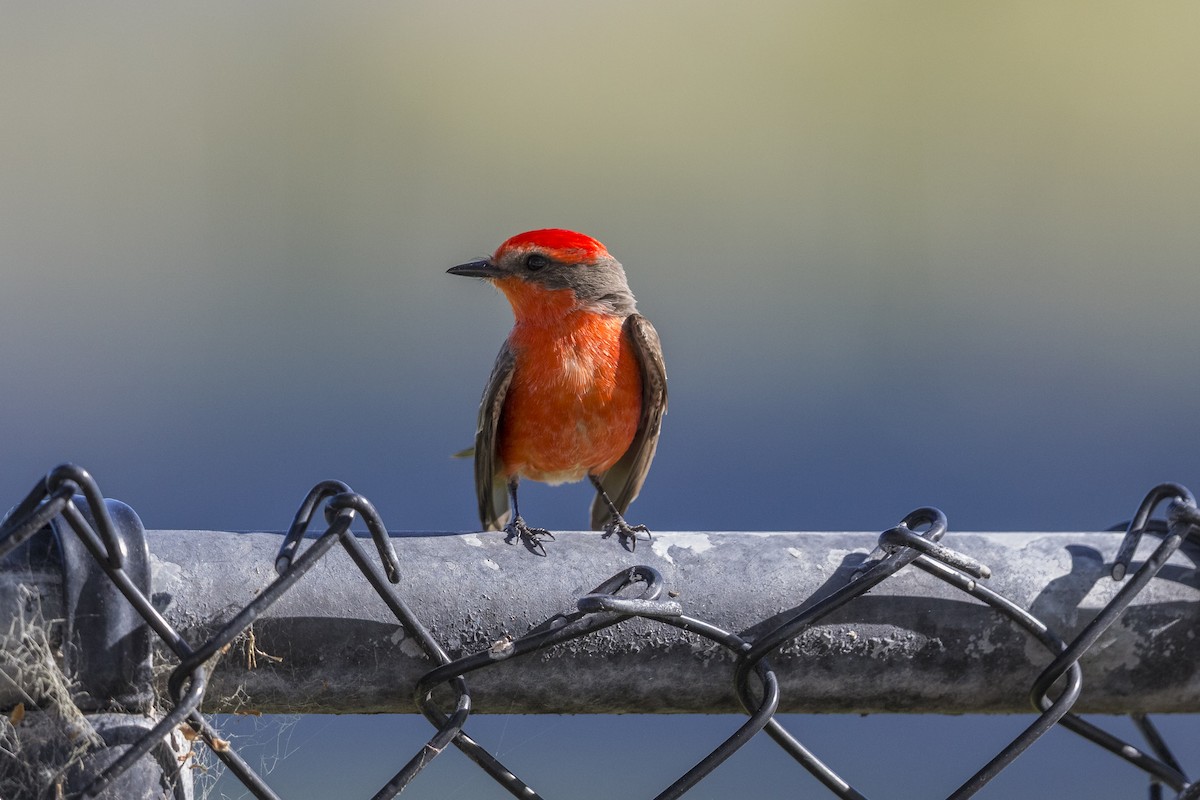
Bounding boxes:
[0,463,1197,799]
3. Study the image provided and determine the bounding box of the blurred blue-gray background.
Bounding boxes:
[2,2,1198,797]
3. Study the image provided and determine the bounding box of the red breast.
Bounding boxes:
[498,295,643,483]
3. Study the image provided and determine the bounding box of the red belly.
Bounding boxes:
[499,314,642,484]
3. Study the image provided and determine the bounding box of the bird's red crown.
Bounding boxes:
[495,229,608,263]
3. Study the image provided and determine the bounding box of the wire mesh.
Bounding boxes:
[0,463,1197,799]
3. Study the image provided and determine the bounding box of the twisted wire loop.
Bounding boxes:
[0,468,457,799]
[0,465,1197,798]
[728,507,1075,800]
[1049,484,1200,799]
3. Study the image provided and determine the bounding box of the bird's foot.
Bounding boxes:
[601,516,652,552]
[504,516,555,556]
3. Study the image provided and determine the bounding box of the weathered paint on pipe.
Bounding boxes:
[7,530,1200,714]
[149,529,1200,714]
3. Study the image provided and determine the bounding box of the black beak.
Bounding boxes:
[447,258,502,278]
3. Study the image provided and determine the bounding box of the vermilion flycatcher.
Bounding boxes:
[448,229,667,552]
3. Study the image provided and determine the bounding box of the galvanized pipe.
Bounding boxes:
[6,529,1200,715]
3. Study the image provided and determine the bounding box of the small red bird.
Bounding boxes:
[448,229,667,552]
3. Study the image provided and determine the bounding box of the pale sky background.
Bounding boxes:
[2,2,1198,798]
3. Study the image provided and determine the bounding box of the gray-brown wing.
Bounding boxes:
[475,342,515,531]
[590,314,668,530]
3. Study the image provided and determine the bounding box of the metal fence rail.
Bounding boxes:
[0,465,1198,799]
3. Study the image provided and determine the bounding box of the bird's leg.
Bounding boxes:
[503,478,555,556]
[589,476,651,552]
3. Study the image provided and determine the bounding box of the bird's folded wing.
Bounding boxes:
[476,341,515,531]
[590,314,668,530]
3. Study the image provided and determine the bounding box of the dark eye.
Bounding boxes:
[524,253,550,271]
